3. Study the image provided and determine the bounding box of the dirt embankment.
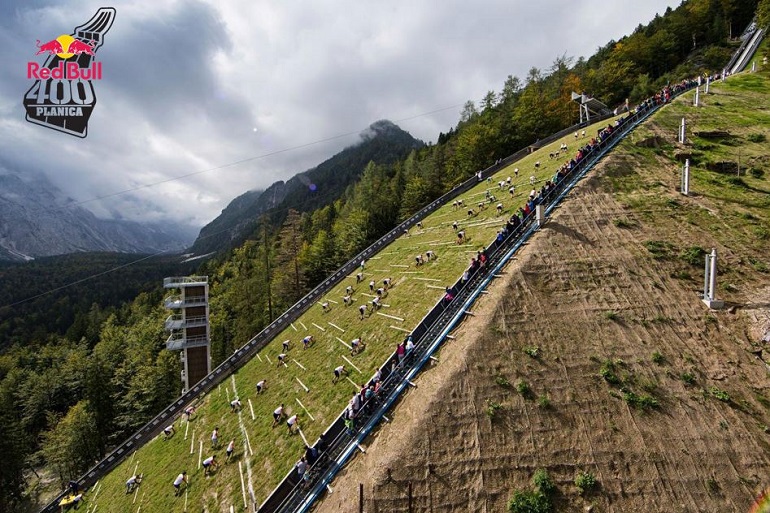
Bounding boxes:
[314,151,770,512]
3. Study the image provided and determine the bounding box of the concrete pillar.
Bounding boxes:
[702,248,724,309]
[535,204,544,228]
[681,159,690,196]
[679,118,687,144]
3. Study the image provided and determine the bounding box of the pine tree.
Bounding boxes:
[272,210,307,311]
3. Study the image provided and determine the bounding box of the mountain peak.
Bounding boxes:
[189,121,424,255]
[359,119,408,141]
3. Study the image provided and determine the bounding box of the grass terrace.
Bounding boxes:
[88,113,629,512]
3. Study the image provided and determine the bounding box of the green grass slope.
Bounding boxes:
[83,114,634,512]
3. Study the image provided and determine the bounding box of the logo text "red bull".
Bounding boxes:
[27,61,103,80]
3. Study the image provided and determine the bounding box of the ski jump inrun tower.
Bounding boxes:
[163,276,212,392]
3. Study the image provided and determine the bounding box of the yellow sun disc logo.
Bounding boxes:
[55,34,75,58]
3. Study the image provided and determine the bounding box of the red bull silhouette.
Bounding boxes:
[67,39,95,56]
[36,39,63,55]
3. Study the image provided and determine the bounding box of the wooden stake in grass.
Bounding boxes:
[238,462,247,510]
[336,336,353,350]
[328,322,345,333]
[341,355,362,374]
[376,312,404,321]
[189,428,195,454]
[312,322,326,332]
[243,425,254,456]
[299,321,307,330]
[184,419,189,440]
[198,440,203,468]
[390,264,409,268]
[132,486,140,504]
[248,398,256,420]
[295,377,309,393]
[291,323,298,332]
[297,426,310,446]
[265,355,272,365]
[414,277,441,282]
[293,359,306,371]
[345,376,359,388]
[90,480,102,502]
[295,398,315,421]
[327,299,339,304]
[390,325,411,333]
[184,488,189,513]
[426,284,446,290]
[256,354,263,362]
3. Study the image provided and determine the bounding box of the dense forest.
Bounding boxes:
[0,253,196,349]
[0,0,764,509]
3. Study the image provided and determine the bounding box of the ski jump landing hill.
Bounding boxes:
[42,38,765,512]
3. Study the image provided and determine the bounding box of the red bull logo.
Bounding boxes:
[23,8,115,138]
[27,61,102,80]
[28,35,101,80]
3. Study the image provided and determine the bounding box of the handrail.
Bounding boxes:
[729,27,765,74]
[725,17,758,72]
[163,276,208,286]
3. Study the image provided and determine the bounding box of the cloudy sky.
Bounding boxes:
[0,0,680,229]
